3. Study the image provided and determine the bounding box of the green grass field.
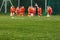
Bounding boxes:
[0,15,60,40]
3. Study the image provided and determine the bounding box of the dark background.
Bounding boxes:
[0,0,60,15]
[0,0,45,13]
[47,0,60,15]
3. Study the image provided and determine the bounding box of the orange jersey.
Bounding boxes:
[15,7,20,13]
[28,7,31,13]
[32,8,36,14]
[37,7,42,14]
[10,7,15,13]
[47,7,52,14]
[28,7,36,13]
[20,6,25,13]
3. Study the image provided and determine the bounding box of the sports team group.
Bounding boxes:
[10,4,52,17]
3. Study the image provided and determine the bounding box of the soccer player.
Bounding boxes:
[28,6,36,16]
[10,6,15,16]
[35,3,38,15]
[32,7,36,16]
[28,6,31,16]
[37,7,42,16]
[47,6,52,17]
[20,6,25,16]
[15,7,20,16]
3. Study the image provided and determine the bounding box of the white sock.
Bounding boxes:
[31,13,33,16]
[47,13,50,17]
[10,13,12,16]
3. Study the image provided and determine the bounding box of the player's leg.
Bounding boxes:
[38,13,41,16]
[10,12,13,16]
[47,13,50,17]
[28,12,31,16]
[13,12,15,16]
[21,13,24,16]
[31,13,34,16]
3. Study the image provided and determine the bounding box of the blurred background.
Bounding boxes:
[0,0,60,15]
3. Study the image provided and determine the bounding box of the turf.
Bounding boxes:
[0,15,60,40]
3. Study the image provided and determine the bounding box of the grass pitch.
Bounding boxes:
[0,15,60,40]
